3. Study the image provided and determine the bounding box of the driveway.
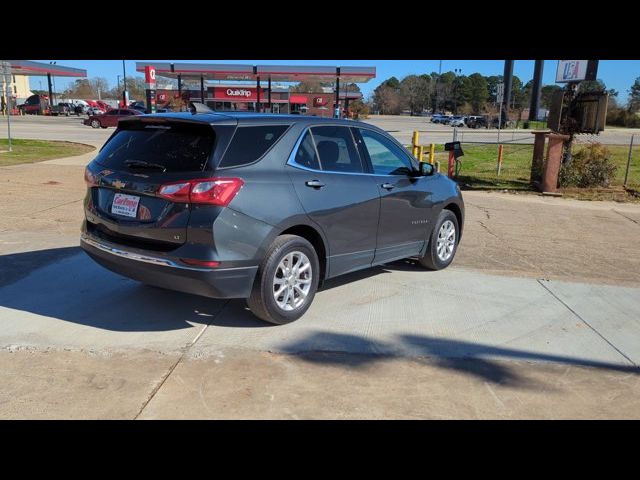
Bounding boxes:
[1,119,640,419]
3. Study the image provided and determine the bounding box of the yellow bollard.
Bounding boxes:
[429,143,435,164]
[411,130,420,158]
[417,145,424,162]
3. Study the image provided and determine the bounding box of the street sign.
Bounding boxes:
[496,82,504,104]
[555,60,598,83]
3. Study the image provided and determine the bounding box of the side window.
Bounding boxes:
[293,131,320,170]
[309,126,363,173]
[360,129,414,176]
[108,110,120,115]
[219,125,289,168]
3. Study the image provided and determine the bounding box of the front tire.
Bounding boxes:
[418,209,460,270]
[247,235,319,325]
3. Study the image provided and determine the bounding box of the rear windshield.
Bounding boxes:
[95,123,215,173]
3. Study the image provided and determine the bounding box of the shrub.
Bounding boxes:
[559,143,617,188]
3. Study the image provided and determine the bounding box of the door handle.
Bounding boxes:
[381,183,395,190]
[305,180,325,189]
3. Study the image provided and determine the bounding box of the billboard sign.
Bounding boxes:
[556,60,590,83]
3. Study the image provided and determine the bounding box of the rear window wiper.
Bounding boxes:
[124,160,167,172]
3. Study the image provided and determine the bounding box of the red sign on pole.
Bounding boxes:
[144,66,156,87]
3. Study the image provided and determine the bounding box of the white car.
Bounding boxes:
[449,116,467,127]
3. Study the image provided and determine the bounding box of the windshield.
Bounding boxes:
[95,122,216,173]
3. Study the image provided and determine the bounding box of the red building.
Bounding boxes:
[157,84,363,117]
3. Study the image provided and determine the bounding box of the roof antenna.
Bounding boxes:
[189,102,214,114]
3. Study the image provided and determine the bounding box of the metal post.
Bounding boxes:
[122,60,127,107]
[47,73,53,113]
[2,61,12,151]
[256,76,261,113]
[177,74,182,110]
[624,134,635,188]
[529,60,544,122]
[335,68,340,119]
[267,76,271,112]
[200,75,205,104]
[496,144,504,175]
[502,60,514,121]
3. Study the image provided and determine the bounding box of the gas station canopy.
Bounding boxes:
[135,62,376,83]
[5,60,87,78]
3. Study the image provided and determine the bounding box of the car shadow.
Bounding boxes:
[0,248,268,331]
[278,331,640,388]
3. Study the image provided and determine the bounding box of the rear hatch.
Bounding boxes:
[84,117,234,251]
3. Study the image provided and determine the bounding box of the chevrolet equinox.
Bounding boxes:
[81,108,464,324]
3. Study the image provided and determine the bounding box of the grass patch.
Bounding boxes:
[0,139,95,166]
[414,142,640,201]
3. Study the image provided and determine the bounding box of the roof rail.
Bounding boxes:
[189,102,214,114]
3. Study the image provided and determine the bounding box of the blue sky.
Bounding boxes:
[31,60,640,103]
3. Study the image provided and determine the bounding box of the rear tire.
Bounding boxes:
[418,209,460,270]
[246,235,319,325]
[90,119,101,128]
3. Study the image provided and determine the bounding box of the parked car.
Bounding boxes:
[86,107,105,116]
[129,102,147,112]
[449,116,467,127]
[74,104,88,115]
[50,102,77,116]
[466,116,485,129]
[17,94,49,115]
[83,108,142,128]
[431,114,448,124]
[80,110,465,324]
[440,115,454,125]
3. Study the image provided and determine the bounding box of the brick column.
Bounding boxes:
[541,133,570,193]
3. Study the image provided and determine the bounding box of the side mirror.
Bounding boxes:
[419,162,435,176]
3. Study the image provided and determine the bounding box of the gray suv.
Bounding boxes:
[81,109,464,324]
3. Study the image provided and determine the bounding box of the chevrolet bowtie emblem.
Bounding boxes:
[112,180,126,189]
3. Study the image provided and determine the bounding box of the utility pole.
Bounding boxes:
[1,61,12,152]
[529,60,544,122]
[502,60,514,125]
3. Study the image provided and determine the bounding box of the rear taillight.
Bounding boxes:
[84,167,97,186]
[158,178,244,206]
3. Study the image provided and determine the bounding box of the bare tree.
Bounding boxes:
[399,75,431,115]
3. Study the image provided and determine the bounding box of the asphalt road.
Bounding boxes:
[3,113,639,149]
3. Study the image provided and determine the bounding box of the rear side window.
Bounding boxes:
[95,123,215,173]
[309,126,363,173]
[219,125,289,168]
[293,132,320,170]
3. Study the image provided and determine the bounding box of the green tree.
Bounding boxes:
[628,77,640,113]
[466,73,488,113]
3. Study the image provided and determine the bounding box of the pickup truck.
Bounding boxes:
[50,102,78,116]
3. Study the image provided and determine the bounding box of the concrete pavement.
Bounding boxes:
[1,117,640,418]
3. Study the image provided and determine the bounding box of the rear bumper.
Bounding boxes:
[80,233,258,299]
